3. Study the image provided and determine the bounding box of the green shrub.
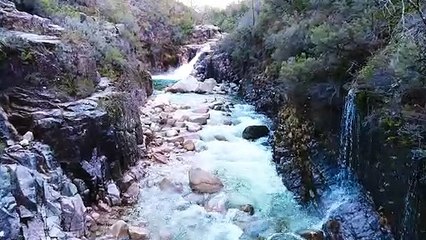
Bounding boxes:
[279,53,321,82]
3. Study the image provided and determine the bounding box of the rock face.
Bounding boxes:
[189,168,224,194]
[0,1,152,239]
[242,125,270,140]
[195,51,236,83]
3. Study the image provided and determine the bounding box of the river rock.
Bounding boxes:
[183,140,195,151]
[242,125,269,140]
[189,168,224,193]
[205,193,228,213]
[174,121,186,128]
[167,76,199,93]
[165,129,179,137]
[153,153,168,164]
[97,200,112,213]
[123,182,140,204]
[109,220,129,239]
[186,122,202,132]
[298,230,325,240]
[129,225,150,240]
[192,107,209,114]
[188,114,210,125]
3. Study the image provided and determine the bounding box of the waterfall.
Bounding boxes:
[400,152,424,239]
[152,44,211,81]
[338,89,358,169]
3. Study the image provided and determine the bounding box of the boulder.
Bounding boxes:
[166,76,199,93]
[298,230,325,240]
[22,131,34,141]
[183,140,195,151]
[107,182,121,206]
[123,182,140,205]
[189,168,223,193]
[165,129,179,137]
[60,195,86,237]
[186,122,202,132]
[129,225,150,240]
[188,114,210,125]
[242,125,269,140]
[109,220,129,239]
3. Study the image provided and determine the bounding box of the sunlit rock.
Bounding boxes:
[189,168,223,194]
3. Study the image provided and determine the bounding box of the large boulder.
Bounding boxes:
[189,168,224,194]
[166,76,199,93]
[242,125,269,140]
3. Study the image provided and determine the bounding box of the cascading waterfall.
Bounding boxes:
[152,44,211,81]
[338,88,359,176]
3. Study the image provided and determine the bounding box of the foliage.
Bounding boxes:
[200,1,250,32]
[220,0,426,88]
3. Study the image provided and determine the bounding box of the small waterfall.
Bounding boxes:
[152,44,211,81]
[400,152,424,239]
[338,89,358,170]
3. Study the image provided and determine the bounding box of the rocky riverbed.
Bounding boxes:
[95,79,330,240]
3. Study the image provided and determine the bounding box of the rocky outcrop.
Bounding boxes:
[195,51,236,83]
[0,1,152,238]
[188,25,221,45]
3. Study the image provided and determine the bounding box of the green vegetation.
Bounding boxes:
[218,0,425,158]
[220,0,426,86]
[200,2,250,32]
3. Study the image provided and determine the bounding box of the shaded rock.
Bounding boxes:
[242,125,269,140]
[189,168,223,193]
[61,180,78,197]
[107,182,121,206]
[0,166,20,240]
[61,195,86,237]
[97,201,112,213]
[298,229,325,240]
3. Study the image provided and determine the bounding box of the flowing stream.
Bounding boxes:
[124,46,366,240]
